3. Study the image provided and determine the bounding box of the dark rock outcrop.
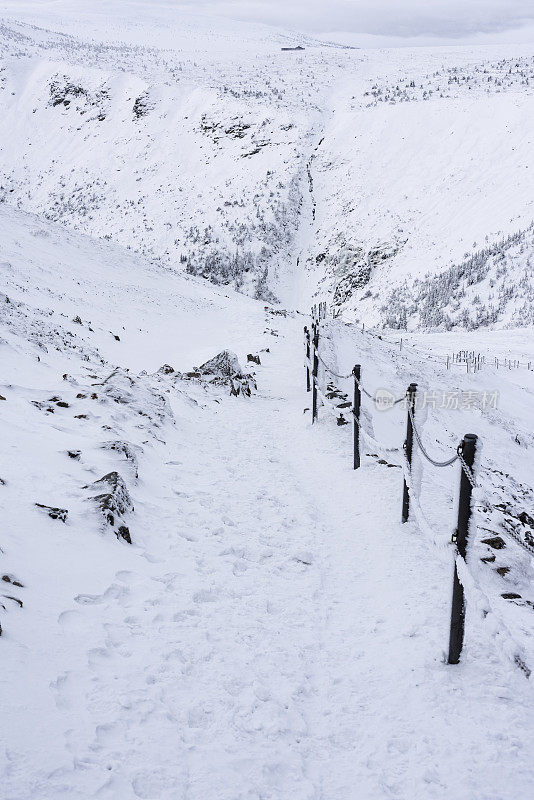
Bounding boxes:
[85,471,133,543]
[35,503,68,522]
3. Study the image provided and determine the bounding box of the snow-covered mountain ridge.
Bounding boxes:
[0,49,314,300]
[304,78,534,328]
[0,6,355,302]
[1,8,534,326]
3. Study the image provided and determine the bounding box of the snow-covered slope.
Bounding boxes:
[0,6,347,302]
[3,7,533,328]
[3,198,534,800]
[0,54,309,301]
[301,48,534,328]
[2,4,534,798]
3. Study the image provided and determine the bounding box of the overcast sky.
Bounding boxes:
[175,0,534,41]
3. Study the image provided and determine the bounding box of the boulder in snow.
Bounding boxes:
[197,350,256,397]
[85,471,133,543]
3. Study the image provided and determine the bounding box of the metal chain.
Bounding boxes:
[316,351,353,380]
[317,351,405,404]
[501,524,534,558]
[457,450,477,487]
[353,371,406,405]
[408,405,460,468]
[352,372,375,400]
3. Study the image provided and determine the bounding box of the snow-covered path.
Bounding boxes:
[6,315,533,800]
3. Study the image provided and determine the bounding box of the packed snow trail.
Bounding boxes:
[4,314,534,800]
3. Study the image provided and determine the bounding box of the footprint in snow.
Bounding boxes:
[131,767,187,800]
[57,609,83,629]
[87,647,112,668]
[193,589,217,603]
[114,569,137,582]
[49,672,72,709]
[178,530,198,542]
[75,583,130,605]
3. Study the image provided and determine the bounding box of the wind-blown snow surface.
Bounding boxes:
[2,4,534,799]
[2,202,534,800]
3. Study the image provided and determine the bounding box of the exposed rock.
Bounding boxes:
[196,350,257,397]
[35,503,68,522]
[481,536,506,550]
[224,122,251,138]
[85,471,133,542]
[2,575,23,588]
[199,350,243,378]
[3,595,23,608]
[247,354,261,365]
[265,308,288,317]
[229,375,256,397]
[158,364,175,374]
[67,450,81,460]
[117,525,131,544]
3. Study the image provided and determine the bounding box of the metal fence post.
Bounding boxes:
[312,322,319,423]
[353,365,361,469]
[448,433,478,665]
[304,326,311,392]
[401,383,418,523]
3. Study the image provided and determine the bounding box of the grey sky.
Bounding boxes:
[176,0,534,39]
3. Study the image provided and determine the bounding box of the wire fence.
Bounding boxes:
[304,305,533,679]
[363,328,533,373]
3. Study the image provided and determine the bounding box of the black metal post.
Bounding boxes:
[304,326,311,392]
[312,322,319,423]
[401,383,418,523]
[448,433,478,665]
[353,365,361,469]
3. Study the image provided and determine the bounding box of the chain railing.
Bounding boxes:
[304,305,532,679]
